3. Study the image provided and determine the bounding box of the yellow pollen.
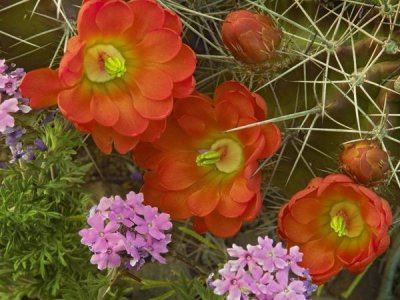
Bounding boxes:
[330,215,347,237]
[105,57,126,78]
[196,150,221,167]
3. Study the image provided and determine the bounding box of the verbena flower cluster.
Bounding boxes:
[0,58,29,133]
[79,191,172,270]
[209,236,317,300]
[0,59,47,166]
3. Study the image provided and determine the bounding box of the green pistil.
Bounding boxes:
[196,150,221,167]
[105,57,126,78]
[330,215,347,237]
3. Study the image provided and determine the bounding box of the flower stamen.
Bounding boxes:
[330,215,347,237]
[196,150,221,167]
[105,57,126,78]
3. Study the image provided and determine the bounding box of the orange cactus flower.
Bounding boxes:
[221,10,282,64]
[278,174,392,284]
[133,81,281,237]
[340,140,389,185]
[20,0,196,154]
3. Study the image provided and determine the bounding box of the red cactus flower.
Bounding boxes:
[340,140,389,185]
[221,10,282,64]
[278,174,392,284]
[20,0,196,154]
[133,81,281,237]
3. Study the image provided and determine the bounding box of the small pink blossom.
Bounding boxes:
[0,98,19,133]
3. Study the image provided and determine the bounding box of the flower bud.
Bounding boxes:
[339,140,389,185]
[221,10,282,64]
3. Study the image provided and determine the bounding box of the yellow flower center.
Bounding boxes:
[329,201,365,238]
[196,138,243,173]
[84,44,127,83]
[330,215,347,237]
[105,57,126,78]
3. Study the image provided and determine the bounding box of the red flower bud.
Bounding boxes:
[221,10,282,64]
[339,140,389,185]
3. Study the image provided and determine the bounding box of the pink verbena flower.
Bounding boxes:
[79,191,172,271]
[213,263,252,300]
[109,196,135,227]
[78,213,120,251]
[0,59,7,74]
[268,269,306,300]
[0,75,18,95]
[255,237,288,272]
[0,98,19,133]
[227,244,263,275]
[210,236,317,300]
[90,238,125,270]
[133,206,172,240]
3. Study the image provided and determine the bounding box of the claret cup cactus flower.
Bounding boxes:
[221,10,282,64]
[278,174,392,284]
[133,81,281,237]
[20,0,196,154]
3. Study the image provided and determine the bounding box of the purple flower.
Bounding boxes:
[302,270,318,298]
[80,191,172,271]
[9,68,25,80]
[130,170,142,182]
[39,109,58,125]
[144,234,171,264]
[210,236,315,300]
[96,196,114,217]
[256,237,288,271]
[213,263,252,300]
[126,191,144,211]
[34,138,47,151]
[268,269,306,300]
[134,206,172,240]
[207,273,216,289]
[0,98,19,133]
[5,127,25,145]
[287,246,305,276]
[90,238,125,270]
[249,266,274,297]
[227,244,263,275]
[21,145,35,161]
[0,59,7,73]
[0,75,18,95]
[124,231,146,267]
[109,196,135,227]
[9,142,25,163]
[79,213,120,252]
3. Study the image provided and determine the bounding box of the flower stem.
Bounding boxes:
[98,268,123,300]
[341,263,372,299]
[123,270,143,283]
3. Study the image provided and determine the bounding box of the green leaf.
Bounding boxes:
[149,290,176,300]
[178,226,219,251]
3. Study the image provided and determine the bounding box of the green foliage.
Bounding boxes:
[0,119,100,299]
